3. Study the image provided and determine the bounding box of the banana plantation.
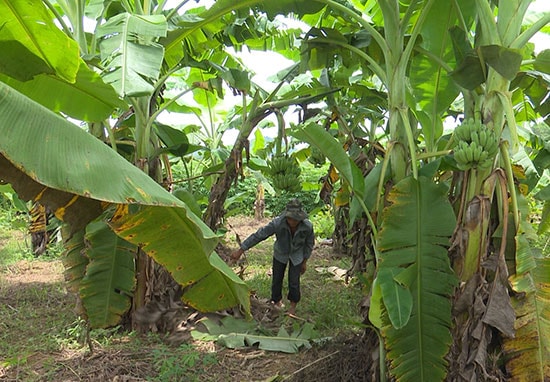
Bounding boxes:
[0,0,549,380]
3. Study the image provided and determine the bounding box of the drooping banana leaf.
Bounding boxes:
[377,176,458,382]
[79,220,136,329]
[0,82,250,315]
[111,204,250,313]
[60,226,88,295]
[292,122,365,198]
[0,61,126,122]
[505,258,550,381]
[0,82,182,216]
[0,1,125,121]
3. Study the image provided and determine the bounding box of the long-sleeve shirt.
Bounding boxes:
[240,215,315,266]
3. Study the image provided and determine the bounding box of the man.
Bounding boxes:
[230,199,314,316]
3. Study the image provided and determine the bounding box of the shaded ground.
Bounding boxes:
[0,217,376,381]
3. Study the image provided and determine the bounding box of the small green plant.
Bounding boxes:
[151,343,217,382]
[310,208,335,239]
[61,317,89,347]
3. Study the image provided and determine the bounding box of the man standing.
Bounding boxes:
[230,199,314,316]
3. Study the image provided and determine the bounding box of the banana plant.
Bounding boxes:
[0,82,250,327]
[0,0,343,328]
[293,0,550,380]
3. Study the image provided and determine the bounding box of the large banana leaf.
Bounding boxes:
[505,258,550,381]
[60,227,88,295]
[163,0,323,68]
[0,2,125,121]
[0,82,180,208]
[0,61,126,122]
[377,176,458,382]
[110,205,250,314]
[79,220,136,329]
[410,0,461,151]
[293,123,365,198]
[0,82,250,315]
[97,13,167,97]
[195,316,316,354]
[0,0,80,83]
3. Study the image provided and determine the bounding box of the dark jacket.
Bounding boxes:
[240,215,314,265]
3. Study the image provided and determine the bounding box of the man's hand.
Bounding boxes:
[229,248,244,265]
[301,260,307,275]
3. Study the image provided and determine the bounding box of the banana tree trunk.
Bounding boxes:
[131,96,177,330]
[204,95,270,230]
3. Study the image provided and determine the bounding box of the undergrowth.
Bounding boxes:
[0,214,364,381]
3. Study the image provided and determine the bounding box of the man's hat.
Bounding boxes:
[284,199,308,221]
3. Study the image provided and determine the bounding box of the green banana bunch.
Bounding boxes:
[268,154,302,192]
[308,146,326,167]
[452,119,499,170]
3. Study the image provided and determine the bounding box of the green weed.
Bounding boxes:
[0,229,33,267]
[151,343,217,382]
[239,239,363,337]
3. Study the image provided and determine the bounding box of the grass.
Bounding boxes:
[0,227,33,267]
[238,236,364,337]
[0,214,366,380]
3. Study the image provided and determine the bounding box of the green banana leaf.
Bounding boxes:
[60,227,88,295]
[377,176,458,382]
[111,205,250,313]
[0,82,250,316]
[0,82,181,208]
[411,0,460,115]
[505,258,550,381]
[0,0,80,83]
[0,2,125,121]
[0,61,126,122]
[293,122,365,198]
[97,13,167,97]
[195,316,315,354]
[79,220,136,329]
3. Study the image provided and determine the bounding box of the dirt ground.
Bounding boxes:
[0,217,376,382]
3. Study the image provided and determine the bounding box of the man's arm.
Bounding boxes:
[230,217,279,263]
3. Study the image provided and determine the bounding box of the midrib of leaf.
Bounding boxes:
[120,13,131,97]
[415,180,425,381]
[430,8,454,126]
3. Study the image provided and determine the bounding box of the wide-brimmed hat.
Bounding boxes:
[284,199,308,221]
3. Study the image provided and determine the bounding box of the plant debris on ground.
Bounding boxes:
[1,216,375,381]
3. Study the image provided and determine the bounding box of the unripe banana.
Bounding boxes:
[454,148,467,165]
[485,135,498,157]
[470,142,481,162]
[478,129,487,148]
[465,120,474,141]
[465,145,474,162]
[471,131,480,146]
[478,150,489,163]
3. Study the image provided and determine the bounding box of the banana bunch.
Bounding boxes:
[307,146,326,167]
[268,154,302,192]
[453,119,499,170]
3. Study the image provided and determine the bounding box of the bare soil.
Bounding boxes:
[0,217,374,382]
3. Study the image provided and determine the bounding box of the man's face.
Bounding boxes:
[286,217,300,228]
